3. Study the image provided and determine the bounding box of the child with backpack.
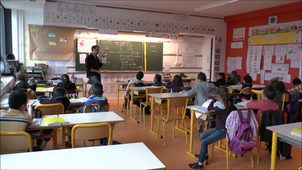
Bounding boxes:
[80,83,108,113]
[189,87,237,169]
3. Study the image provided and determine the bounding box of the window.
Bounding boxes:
[0,3,5,59]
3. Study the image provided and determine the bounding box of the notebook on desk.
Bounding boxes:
[43,116,68,125]
[191,99,214,120]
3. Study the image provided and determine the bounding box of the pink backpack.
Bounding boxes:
[227,110,258,154]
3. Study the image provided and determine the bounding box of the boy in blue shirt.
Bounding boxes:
[80,83,108,113]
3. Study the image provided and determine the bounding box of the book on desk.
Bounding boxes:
[43,116,68,125]
[291,127,302,137]
[190,99,214,120]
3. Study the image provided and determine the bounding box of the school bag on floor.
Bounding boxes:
[227,110,258,154]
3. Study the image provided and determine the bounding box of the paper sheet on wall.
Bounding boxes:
[260,70,265,84]
[235,57,242,69]
[246,46,262,73]
[231,42,243,49]
[227,65,236,73]
[274,45,287,56]
[263,55,272,70]
[275,55,285,63]
[291,59,300,68]
[79,54,86,64]
[263,45,274,56]
[164,62,170,71]
[271,64,289,74]
[227,57,236,67]
[78,39,96,52]
[250,73,257,81]
[287,44,301,59]
[233,27,245,41]
[264,73,272,81]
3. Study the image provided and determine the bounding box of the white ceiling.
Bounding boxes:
[1,0,300,18]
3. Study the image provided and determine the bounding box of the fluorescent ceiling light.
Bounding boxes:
[194,0,238,11]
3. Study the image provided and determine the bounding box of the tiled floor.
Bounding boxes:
[46,100,302,170]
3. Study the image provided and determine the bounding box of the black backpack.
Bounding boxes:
[85,104,107,112]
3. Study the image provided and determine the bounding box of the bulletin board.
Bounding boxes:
[28,24,74,60]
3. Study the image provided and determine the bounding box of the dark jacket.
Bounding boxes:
[13,80,36,92]
[260,110,283,142]
[213,78,226,87]
[274,90,289,110]
[227,75,241,85]
[208,101,237,129]
[240,83,252,100]
[153,81,163,86]
[56,82,77,94]
[40,96,70,113]
[85,53,103,79]
[287,92,300,123]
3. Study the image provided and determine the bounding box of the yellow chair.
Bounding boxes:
[240,86,252,98]
[71,122,113,148]
[139,87,163,125]
[25,92,36,99]
[34,103,65,149]
[123,83,134,115]
[156,97,189,146]
[0,131,33,154]
[83,103,110,113]
[237,82,242,85]
[281,93,289,124]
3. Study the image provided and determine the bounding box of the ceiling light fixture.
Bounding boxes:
[194,0,238,12]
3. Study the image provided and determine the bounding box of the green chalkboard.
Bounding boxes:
[145,42,163,71]
[75,39,163,71]
[97,40,144,71]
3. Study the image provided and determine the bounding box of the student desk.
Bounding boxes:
[37,83,86,97]
[148,93,191,137]
[267,122,302,170]
[128,86,168,123]
[29,112,124,149]
[0,93,10,109]
[115,81,166,112]
[252,84,265,90]
[185,105,251,160]
[0,142,166,170]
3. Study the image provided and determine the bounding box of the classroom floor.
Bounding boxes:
[45,100,302,170]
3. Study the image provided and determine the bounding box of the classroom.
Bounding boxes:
[0,0,301,169]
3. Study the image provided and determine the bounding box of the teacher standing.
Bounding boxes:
[85,45,105,83]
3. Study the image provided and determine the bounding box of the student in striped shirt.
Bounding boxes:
[0,90,33,153]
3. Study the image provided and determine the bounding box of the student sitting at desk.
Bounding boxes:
[184,72,217,131]
[183,72,217,106]
[246,84,279,121]
[165,75,184,92]
[0,90,44,153]
[13,70,36,97]
[123,71,145,108]
[213,72,226,87]
[79,83,108,113]
[230,75,253,99]
[273,81,289,111]
[153,74,163,86]
[56,74,77,94]
[189,87,237,169]
[226,71,241,85]
[287,78,302,97]
[39,87,70,113]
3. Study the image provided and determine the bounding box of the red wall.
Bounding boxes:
[224,2,302,89]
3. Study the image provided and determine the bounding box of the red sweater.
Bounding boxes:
[246,100,279,121]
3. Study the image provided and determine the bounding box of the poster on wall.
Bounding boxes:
[246,46,262,73]
[77,39,96,52]
[271,63,289,74]
[233,27,245,41]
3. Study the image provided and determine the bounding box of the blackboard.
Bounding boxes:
[145,42,163,71]
[97,40,143,71]
[75,39,163,71]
